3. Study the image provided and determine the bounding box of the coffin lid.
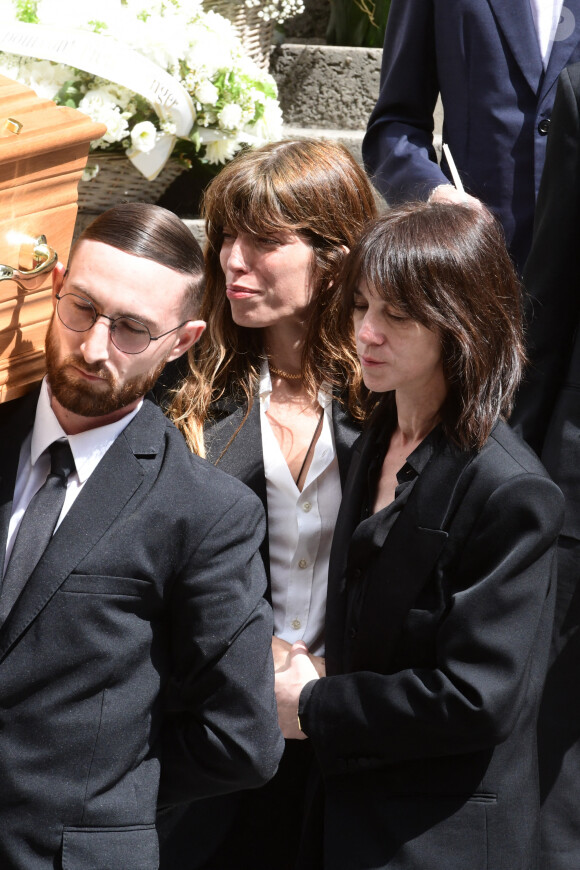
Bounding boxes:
[0,74,106,162]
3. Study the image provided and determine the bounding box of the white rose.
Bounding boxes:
[218,103,243,131]
[79,88,117,114]
[130,120,158,153]
[195,80,219,106]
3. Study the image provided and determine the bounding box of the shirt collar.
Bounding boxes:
[396,424,442,484]
[31,378,142,483]
[259,359,332,409]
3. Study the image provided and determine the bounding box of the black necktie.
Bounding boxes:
[0,440,75,622]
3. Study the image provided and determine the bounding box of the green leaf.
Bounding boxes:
[14,0,39,23]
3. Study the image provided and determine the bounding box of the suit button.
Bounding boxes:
[538,118,550,135]
[348,627,357,639]
[351,568,362,581]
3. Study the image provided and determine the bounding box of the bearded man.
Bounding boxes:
[0,203,283,870]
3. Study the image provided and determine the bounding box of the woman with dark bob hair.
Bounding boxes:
[275,201,564,870]
[161,139,377,869]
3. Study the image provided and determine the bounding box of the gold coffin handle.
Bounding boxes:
[0,236,58,287]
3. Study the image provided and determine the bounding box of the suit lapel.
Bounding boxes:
[541,0,580,102]
[486,0,543,93]
[0,400,163,661]
[349,437,476,673]
[205,397,267,509]
[0,390,39,578]
[331,399,361,489]
[325,425,378,671]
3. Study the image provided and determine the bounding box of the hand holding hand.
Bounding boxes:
[274,641,320,740]
[272,635,292,672]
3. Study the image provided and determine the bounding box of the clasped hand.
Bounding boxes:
[272,637,323,740]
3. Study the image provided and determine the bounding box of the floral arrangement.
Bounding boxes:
[0,0,284,170]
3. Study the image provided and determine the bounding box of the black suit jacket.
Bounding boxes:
[512,62,580,870]
[299,420,563,870]
[158,393,361,869]
[0,390,283,870]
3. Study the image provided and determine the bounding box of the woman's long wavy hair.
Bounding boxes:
[340,202,526,450]
[168,138,378,454]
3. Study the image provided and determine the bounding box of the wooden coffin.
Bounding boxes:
[0,74,106,402]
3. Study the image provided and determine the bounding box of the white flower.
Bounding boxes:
[245,96,283,143]
[195,80,219,106]
[2,0,284,172]
[204,137,241,165]
[79,90,130,145]
[130,120,158,153]
[218,103,243,131]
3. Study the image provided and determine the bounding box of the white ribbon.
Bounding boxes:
[0,22,196,178]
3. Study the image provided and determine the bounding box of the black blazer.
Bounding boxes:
[204,393,361,583]
[0,390,283,870]
[299,420,563,870]
[512,62,580,870]
[513,62,580,459]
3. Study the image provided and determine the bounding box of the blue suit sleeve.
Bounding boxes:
[363,0,448,202]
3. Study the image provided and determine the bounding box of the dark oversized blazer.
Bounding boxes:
[511,62,580,870]
[298,420,564,870]
[362,0,580,272]
[0,390,283,870]
[204,393,361,582]
[157,393,361,869]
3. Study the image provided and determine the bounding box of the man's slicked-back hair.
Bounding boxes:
[75,203,205,316]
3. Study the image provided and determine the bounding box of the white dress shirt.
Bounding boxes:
[529,0,565,68]
[5,378,141,571]
[260,362,342,656]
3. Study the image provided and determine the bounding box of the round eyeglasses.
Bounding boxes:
[55,293,188,354]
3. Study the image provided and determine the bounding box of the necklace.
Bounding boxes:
[295,408,324,490]
[268,362,303,381]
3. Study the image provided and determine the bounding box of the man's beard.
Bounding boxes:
[45,318,169,418]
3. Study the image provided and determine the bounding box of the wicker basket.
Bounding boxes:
[202,1,275,69]
[77,153,184,213]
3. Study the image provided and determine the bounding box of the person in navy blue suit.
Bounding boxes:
[363,0,580,273]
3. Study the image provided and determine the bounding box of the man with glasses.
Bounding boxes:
[0,203,283,870]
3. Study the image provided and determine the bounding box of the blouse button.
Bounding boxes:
[292,619,302,630]
[302,502,312,512]
[298,559,308,569]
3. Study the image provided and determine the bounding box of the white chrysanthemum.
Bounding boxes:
[244,97,284,144]
[130,120,158,153]
[79,90,130,145]
[78,87,117,113]
[129,14,190,75]
[204,137,241,165]
[195,80,219,106]
[218,102,243,131]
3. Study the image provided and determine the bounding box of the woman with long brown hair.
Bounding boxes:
[275,201,564,870]
[162,139,377,869]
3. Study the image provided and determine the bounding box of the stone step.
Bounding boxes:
[281,124,365,164]
[183,218,206,248]
[270,43,382,131]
